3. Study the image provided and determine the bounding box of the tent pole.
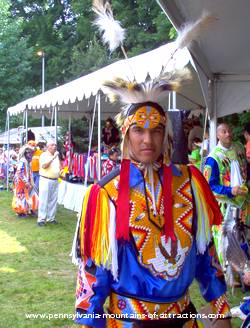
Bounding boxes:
[200,107,209,170]
[84,98,98,187]
[68,114,72,169]
[68,115,71,132]
[41,114,45,127]
[6,112,10,191]
[55,105,58,143]
[97,92,101,181]
[88,115,92,140]
[25,107,28,143]
[208,78,217,150]
[172,91,176,109]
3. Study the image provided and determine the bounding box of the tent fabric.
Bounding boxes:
[0,126,58,145]
[7,43,204,119]
[158,0,250,118]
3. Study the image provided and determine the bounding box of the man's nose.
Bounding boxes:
[143,130,153,144]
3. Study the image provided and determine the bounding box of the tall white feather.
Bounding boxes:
[93,1,126,52]
[176,12,217,49]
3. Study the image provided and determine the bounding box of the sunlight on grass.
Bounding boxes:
[0,266,16,273]
[0,229,27,254]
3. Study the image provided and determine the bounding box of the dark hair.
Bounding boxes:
[192,137,202,143]
[108,148,119,157]
[244,123,250,134]
[106,118,114,124]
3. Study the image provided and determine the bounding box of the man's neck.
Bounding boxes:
[218,141,232,150]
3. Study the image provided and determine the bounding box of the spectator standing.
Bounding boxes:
[189,137,202,169]
[188,117,203,152]
[204,123,249,266]
[37,140,60,226]
[101,147,119,177]
[102,117,120,149]
[12,144,38,217]
[29,140,43,192]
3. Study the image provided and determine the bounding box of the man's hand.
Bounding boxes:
[53,151,59,159]
[231,185,248,196]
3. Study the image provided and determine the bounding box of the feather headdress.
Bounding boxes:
[176,11,217,49]
[92,0,126,53]
[162,12,217,72]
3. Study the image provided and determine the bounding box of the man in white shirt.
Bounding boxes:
[37,140,61,226]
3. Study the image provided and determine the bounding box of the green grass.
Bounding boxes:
[0,191,246,327]
[0,191,78,328]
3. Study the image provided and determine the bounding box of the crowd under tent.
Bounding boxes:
[158,0,250,147]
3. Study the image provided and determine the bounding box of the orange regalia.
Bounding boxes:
[72,162,230,327]
[72,78,230,327]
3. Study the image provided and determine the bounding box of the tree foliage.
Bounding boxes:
[0,0,248,140]
[0,0,173,133]
[0,0,35,130]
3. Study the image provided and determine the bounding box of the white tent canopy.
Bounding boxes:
[7,42,204,119]
[158,0,250,145]
[0,126,59,145]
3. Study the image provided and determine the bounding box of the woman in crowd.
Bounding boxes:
[12,144,38,217]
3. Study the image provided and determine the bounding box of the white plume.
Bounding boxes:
[92,0,126,52]
[176,12,217,49]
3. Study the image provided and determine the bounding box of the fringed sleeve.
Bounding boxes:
[189,165,223,254]
[74,184,118,327]
[74,184,118,279]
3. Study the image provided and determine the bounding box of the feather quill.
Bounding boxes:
[92,0,126,52]
[176,12,217,49]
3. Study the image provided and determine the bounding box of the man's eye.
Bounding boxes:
[154,128,164,134]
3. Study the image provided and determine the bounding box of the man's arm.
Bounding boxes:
[195,241,232,327]
[204,157,248,199]
[41,152,59,169]
[75,260,110,327]
[204,157,235,199]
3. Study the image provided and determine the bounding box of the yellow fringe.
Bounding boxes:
[91,188,110,267]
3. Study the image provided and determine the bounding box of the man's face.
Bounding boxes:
[25,149,34,162]
[47,143,57,154]
[105,120,112,128]
[128,124,165,164]
[217,124,233,148]
[110,152,119,162]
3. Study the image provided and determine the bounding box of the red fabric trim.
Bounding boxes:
[84,184,101,258]
[189,165,223,225]
[163,165,176,242]
[116,159,131,241]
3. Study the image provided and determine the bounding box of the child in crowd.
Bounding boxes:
[189,137,202,169]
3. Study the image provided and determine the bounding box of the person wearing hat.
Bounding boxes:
[72,79,231,327]
[12,144,38,217]
[37,139,60,226]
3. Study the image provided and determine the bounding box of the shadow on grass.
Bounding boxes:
[0,191,79,327]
